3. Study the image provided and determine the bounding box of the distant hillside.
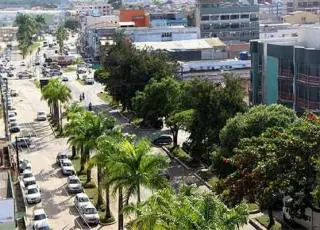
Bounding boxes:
[0,0,60,7]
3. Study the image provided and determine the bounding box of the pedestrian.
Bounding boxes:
[82,92,85,100]
[88,102,92,111]
[79,94,82,102]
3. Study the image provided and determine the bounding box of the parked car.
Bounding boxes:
[74,193,90,211]
[36,111,47,121]
[33,209,49,230]
[9,121,20,133]
[152,135,173,146]
[24,177,37,188]
[85,77,94,85]
[13,137,33,148]
[20,61,26,66]
[25,184,41,204]
[10,89,18,97]
[9,64,14,70]
[8,116,17,124]
[8,111,17,118]
[62,76,69,81]
[56,151,68,166]
[19,159,31,174]
[78,203,99,225]
[67,175,82,193]
[50,69,62,76]
[61,159,75,176]
[17,71,32,79]
[8,72,14,78]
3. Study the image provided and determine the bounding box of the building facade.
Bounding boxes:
[123,26,200,42]
[119,9,150,27]
[150,11,188,27]
[285,0,320,13]
[250,27,320,112]
[196,1,260,42]
[282,11,319,24]
[76,3,113,16]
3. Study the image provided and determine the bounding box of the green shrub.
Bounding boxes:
[172,147,192,161]
[208,176,219,188]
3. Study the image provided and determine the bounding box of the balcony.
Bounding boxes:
[296,98,320,110]
[297,74,320,85]
[279,69,292,78]
[278,92,293,102]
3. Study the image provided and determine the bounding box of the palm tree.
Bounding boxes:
[41,79,71,129]
[126,188,249,230]
[56,24,68,54]
[106,138,168,230]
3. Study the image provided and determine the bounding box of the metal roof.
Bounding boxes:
[134,38,226,51]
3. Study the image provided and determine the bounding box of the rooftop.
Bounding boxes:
[134,38,225,51]
[0,171,12,198]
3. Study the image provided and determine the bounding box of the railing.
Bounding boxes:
[296,98,320,110]
[279,69,292,78]
[297,74,320,85]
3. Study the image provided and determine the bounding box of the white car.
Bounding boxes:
[74,193,90,210]
[21,170,36,184]
[36,111,47,121]
[56,151,68,166]
[23,177,37,188]
[8,112,16,118]
[62,76,69,81]
[85,77,94,85]
[25,184,41,204]
[8,116,17,124]
[79,203,99,225]
[67,175,82,193]
[61,159,75,176]
[33,209,49,230]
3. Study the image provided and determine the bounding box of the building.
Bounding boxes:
[119,9,150,27]
[0,27,17,42]
[123,26,200,42]
[282,11,319,24]
[76,3,113,16]
[250,26,320,112]
[196,1,260,42]
[259,2,287,22]
[0,171,15,230]
[285,0,320,13]
[150,11,188,27]
[260,23,301,39]
[134,38,227,61]
[82,15,119,28]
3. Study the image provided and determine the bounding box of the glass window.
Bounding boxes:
[202,24,211,30]
[201,15,210,21]
[220,15,230,20]
[230,15,239,20]
[240,14,249,19]
[210,15,219,20]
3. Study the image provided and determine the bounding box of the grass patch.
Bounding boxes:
[256,215,282,230]
[131,117,143,126]
[33,79,40,88]
[172,147,192,162]
[248,203,259,213]
[97,92,113,104]
[64,66,76,72]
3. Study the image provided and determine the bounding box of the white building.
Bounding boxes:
[76,3,113,16]
[123,26,200,42]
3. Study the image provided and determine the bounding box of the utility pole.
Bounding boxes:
[15,136,19,173]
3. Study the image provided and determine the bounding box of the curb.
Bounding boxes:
[249,219,265,230]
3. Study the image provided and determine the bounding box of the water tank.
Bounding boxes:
[239,51,249,60]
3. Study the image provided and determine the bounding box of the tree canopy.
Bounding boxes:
[64,19,81,31]
[56,24,68,54]
[98,38,177,110]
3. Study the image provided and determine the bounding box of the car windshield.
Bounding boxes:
[84,208,97,214]
[34,214,46,221]
[26,181,36,186]
[69,179,79,184]
[63,162,72,166]
[79,197,89,202]
[23,173,33,178]
[59,155,67,159]
[28,188,38,194]
[38,112,45,115]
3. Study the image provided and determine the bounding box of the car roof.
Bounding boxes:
[62,158,71,163]
[159,134,172,138]
[76,193,89,199]
[68,175,79,180]
[27,184,38,189]
[24,176,36,182]
[34,209,46,215]
[22,169,32,173]
[83,202,95,209]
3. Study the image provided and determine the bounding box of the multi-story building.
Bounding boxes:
[282,11,319,24]
[123,26,200,42]
[285,0,320,13]
[250,26,320,112]
[76,3,113,16]
[150,11,188,27]
[259,2,287,22]
[196,1,259,42]
[119,9,150,27]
